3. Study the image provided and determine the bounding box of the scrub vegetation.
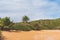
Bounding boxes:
[0,16,60,31]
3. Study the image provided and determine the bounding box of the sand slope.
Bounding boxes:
[2,30,60,40]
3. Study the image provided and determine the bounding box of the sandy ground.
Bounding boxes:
[2,30,60,40]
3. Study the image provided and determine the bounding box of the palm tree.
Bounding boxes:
[22,15,29,22]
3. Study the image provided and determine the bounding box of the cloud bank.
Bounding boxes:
[0,0,60,22]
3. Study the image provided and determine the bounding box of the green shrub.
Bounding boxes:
[12,24,32,31]
[12,24,22,30]
[0,30,4,40]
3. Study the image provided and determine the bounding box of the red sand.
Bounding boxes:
[2,30,60,40]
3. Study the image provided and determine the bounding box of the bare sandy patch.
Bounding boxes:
[2,30,60,40]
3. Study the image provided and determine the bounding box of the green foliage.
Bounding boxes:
[22,15,29,22]
[0,17,13,31]
[0,16,60,31]
[0,30,3,40]
[12,18,60,31]
[3,17,12,26]
[0,30,1,40]
[12,23,32,31]
[12,24,23,30]
[0,18,4,27]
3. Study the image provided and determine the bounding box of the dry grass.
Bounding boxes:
[2,30,60,40]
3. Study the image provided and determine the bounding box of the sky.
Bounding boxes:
[0,0,60,22]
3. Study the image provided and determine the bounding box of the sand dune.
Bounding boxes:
[2,30,60,40]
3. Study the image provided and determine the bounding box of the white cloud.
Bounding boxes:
[0,0,60,22]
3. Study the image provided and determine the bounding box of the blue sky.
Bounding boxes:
[0,0,60,22]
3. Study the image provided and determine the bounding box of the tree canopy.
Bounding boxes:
[22,15,29,22]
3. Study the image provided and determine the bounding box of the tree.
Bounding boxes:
[0,18,4,30]
[3,17,11,26]
[0,18,3,27]
[2,17,13,31]
[22,15,29,22]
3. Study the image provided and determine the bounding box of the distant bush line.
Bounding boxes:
[0,16,60,31]
[12,19,60,31]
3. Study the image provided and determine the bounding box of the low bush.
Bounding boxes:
[0,30,4,40]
